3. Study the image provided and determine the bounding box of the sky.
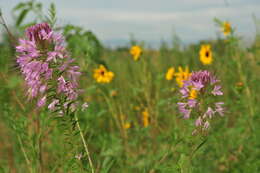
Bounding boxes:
[1,0,260,47]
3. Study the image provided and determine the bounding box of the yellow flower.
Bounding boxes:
[93,65,114,83]
[120,114,131,129]
[189,88,197,99]
[223,21,231,36]
[141,109,149,127]
[165,67,175,81]
[175,66,191,87]
[130,45,142,61]
[123,122,131,129]
[199,44,213,65]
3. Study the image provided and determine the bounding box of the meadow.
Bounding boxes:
[0,1,260,173]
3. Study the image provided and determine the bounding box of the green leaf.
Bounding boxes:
[16,9,29,26]
[12,2,27,11]
[191,138,208,157]
[213,17,223,26]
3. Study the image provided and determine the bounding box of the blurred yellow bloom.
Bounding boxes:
[223,21,231,36]
[93,65,114,83]
[189,88,197,99]
[175,66,191,87]
[199,44,213,65]
[165,67,175,80]
[134,106,141,111]
[123,122,131,129]
[130,45,142,61]
[110,90,118,97]
[120,114,131,129]
[141,109,149,127]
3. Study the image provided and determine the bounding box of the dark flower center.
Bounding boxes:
[205,51,209,58]
[100,70,105,76]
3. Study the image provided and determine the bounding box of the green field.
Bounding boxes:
[0,1,260,173]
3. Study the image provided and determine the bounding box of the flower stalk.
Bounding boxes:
[74,113,95,173]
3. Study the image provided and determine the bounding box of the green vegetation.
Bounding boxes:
[0,1,260,172]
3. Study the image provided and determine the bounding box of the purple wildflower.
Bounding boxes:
[204,107,214,119]
[180,87,189,98]
[37,95,46,107]
[25,22,52,42]
[203,121,210,130]
[81,103,89,111]
[178,102,191,119]
[48,99,59,111]
[177,70,225,134]
[16,23,87,112]
[195,116,202,127]
[212,85,223,96]
[187,99,197,108]
[215,102,225,116]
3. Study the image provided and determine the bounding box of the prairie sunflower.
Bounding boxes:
[223,21,231,36]
[189,88,198,99]
[93,65,114,83]
[123,122,131,129]
[141,109,149,127]
[165,67,175,81]
[130,45,142,61]
[175,66,191,87]
[199,44,213,65]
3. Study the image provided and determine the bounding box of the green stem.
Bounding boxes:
[0,12,17,45]
[17,135,33,173]
[74,113,95,173]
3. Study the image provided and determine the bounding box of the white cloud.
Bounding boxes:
[58,3,260,43]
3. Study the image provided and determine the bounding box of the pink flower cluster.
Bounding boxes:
[16,23,83,112]
[177,70,224,134]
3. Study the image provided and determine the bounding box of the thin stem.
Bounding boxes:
[0,12,17,45]
[17,134,33,173]
[36,115,43,173]
[189,137,208,159]
[74,113,95,173]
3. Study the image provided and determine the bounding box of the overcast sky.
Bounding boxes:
[1,0,260,47]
